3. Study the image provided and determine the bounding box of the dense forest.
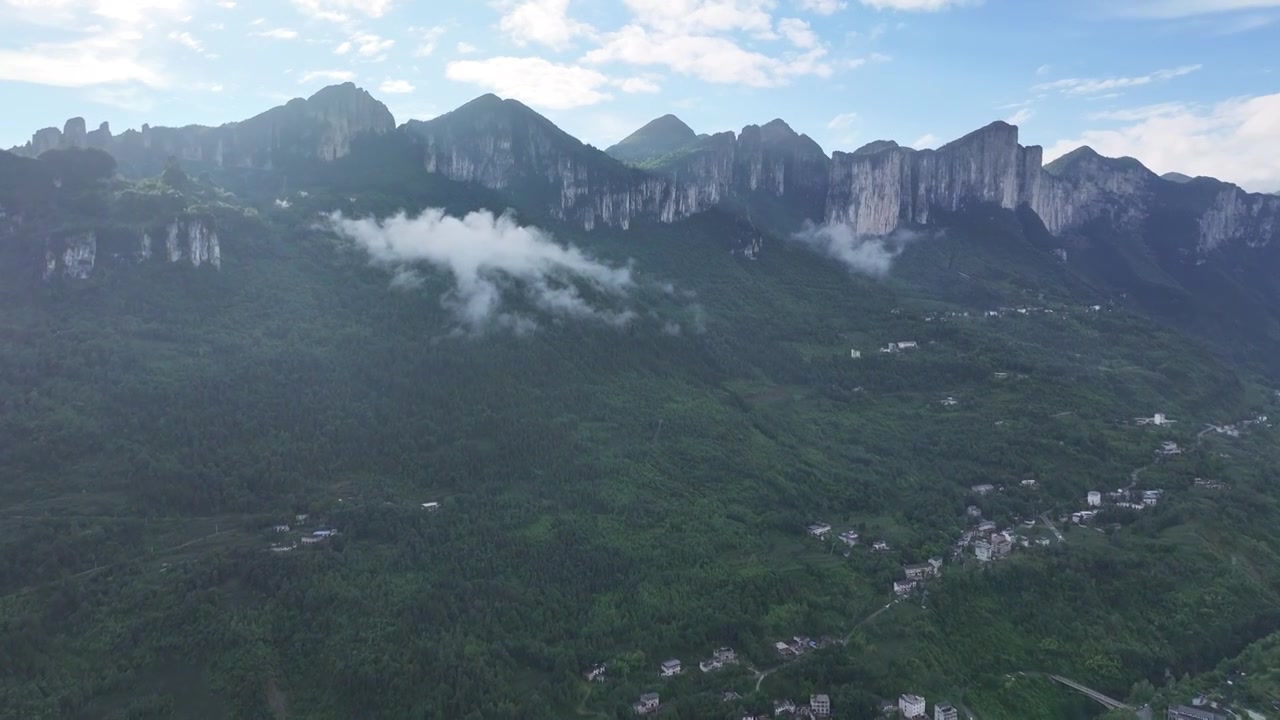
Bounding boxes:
[2,143,1280,720]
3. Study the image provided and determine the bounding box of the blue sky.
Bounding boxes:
[1,0,1278,190]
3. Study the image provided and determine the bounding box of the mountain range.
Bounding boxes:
[7,82,1280,373]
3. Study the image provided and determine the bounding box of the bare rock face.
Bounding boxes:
[164,219,221,268]
[1198,185,1280,252]
[43,232,97,280]
[11,83,394,171]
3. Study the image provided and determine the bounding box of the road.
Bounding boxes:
[750,598,902,691]
[1044,674,1131,711]
[1039,513,1065,542]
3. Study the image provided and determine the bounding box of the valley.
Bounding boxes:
[2,84,1280,720]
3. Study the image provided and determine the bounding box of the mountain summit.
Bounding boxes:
[605,114,698,165]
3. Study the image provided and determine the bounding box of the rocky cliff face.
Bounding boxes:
[39,219,221,281]
[11,83,395,173]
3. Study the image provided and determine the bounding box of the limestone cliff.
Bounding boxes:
[11,83,395,173]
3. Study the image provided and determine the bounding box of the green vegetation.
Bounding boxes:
[2,148,1280,720]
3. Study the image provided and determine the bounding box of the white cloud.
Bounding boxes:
[798,0,847,13]
[255,28,300,39]
[498,0,595,50]
[792,222,924,276]
[446,56,612,109]
[325,209,636,332]
[456,41,479,54]
[0,31,167,87]
[1005,107,1034,125]
[292,0,395,22]
[168,30,204,52]
[1033,64,1201,96]
[611,75,661,93]
[623,0,778,36]
[1035,63,1051,76]
[912,132,938,147]
[858,0,978,9]
[1106,0,1280,17]
[583,26,832,87]
[299,69,356,84]
[1044,93,1280,192]
[827,111,858,129]
[379,78,414,93]
[412,25,446,57]
[335,31,394,59]
[777,17,819,47]
[216,0,235,6]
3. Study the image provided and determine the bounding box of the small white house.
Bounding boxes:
[897,341,919,349]
[1021,479,1038,488]
[971,483,995,495]
[851,349,862,359]
[295,513,309,522]
[1087,491,1102,507]
[422,502,441,511]
[872,540,890,552]
[634,692,660,715]
[900,694,927,718]
[584,664,607,682]
[272,524,291,533]
[807,523,832,538]
[660,659,682,677]
[838,530,860,547]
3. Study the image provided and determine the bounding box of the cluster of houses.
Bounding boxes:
[891,694,958,719]
[699,647,739,673]
[759,694,831,718]
[773,633,835,659]
[807,523,888,552]
[267,514,338,552]
[879,341,920,354]
[1205,414,1270,438]
[894,557,943,596]
[1069,487,1163,525]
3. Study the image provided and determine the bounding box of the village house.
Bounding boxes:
[1167,705,1227,720]
[269,543,296,553]
[811,694,831,717]
[934,704,959,720]
[714,647,737,663]
[722,691,741,702]
[966,505,982,517]
[421,501,440,511]
[1020,478,1037,488]
[775,699,797,715]
[977,520,997,533]
[897,341,919,349]
[313,529,336,538]
[634,692,660,715]
[894,580,918,596]
[881,343,899,353]
[700,658,721,673]
[928,556,943,572]
[775,641,793,657]
[872,540,890,552]
[851,349,862,359]
[295,513,309,522]
[660,659,682,677]
[1087,491,1102,507]
[839,530,860,546]
[992,533,1013,556]
[300,536,323,545]
[1036,537,1051,546]
[942,397,959,407]
[974,539,993,562]
[271,524,291,533]
[994,372,1010,380]
[900,694,927,718]
[971,483,995,495]
[1142,490,1163,506]
[807,523,832,538]
[584,663,607,682]
[1195,478,1226,490]
[1071,510,1099,524]
[904,562,938,581]
[1160,441,1182,455]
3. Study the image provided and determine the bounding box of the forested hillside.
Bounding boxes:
[3,120,1280,720]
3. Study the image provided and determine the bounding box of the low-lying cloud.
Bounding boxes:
[791,221,922,276]
[326,209,637,332]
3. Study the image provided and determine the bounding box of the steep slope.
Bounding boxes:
[8,83,395,176]
[1162,171,1194,184]
[604,113,698,164]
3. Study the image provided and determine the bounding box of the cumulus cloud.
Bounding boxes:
[1005,107,1034,125]
[791,222,923,276]
[498,0,595,50]
[299,69,355,84]
[335,32,393,59]
[1044,92,1280,192]
[827,111,858,129]
[292,0,394,22]
[411,25,447,57]
[326,209,638,332]
[859,0,979,9]
[1104,0,1280,17]
[798,0,848,13]
[447,56,612,109]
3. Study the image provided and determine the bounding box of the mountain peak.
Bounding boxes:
[851,140,901,156]
[606,113,698,164]
[1162,171,1194,184]
[1045,145,1153,178]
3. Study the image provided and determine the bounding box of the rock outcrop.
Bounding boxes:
[40,220,221,281]
[10,83,395,172]
[44,232,97,280]
[164,219,221,268]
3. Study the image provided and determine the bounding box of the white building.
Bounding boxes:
[660,659,682,677]
[971,483,995,495]
[900,694,927,718]
[898,341,919,349]
[851,349,862,359]
[1087,491,1102,507]
[1021,479,1037,488]
[421,501,441,511]
[634,692,660,715]
[974,540,993,562]
[935,704,959,720]
[584,664,607,682]
[272,524,291,533]
[807,523,832,538]
[838,530,860,546]
[1160,441,1182,455]
[872,540,890,552]
[811,694,831,717]
[894,580,918,596]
